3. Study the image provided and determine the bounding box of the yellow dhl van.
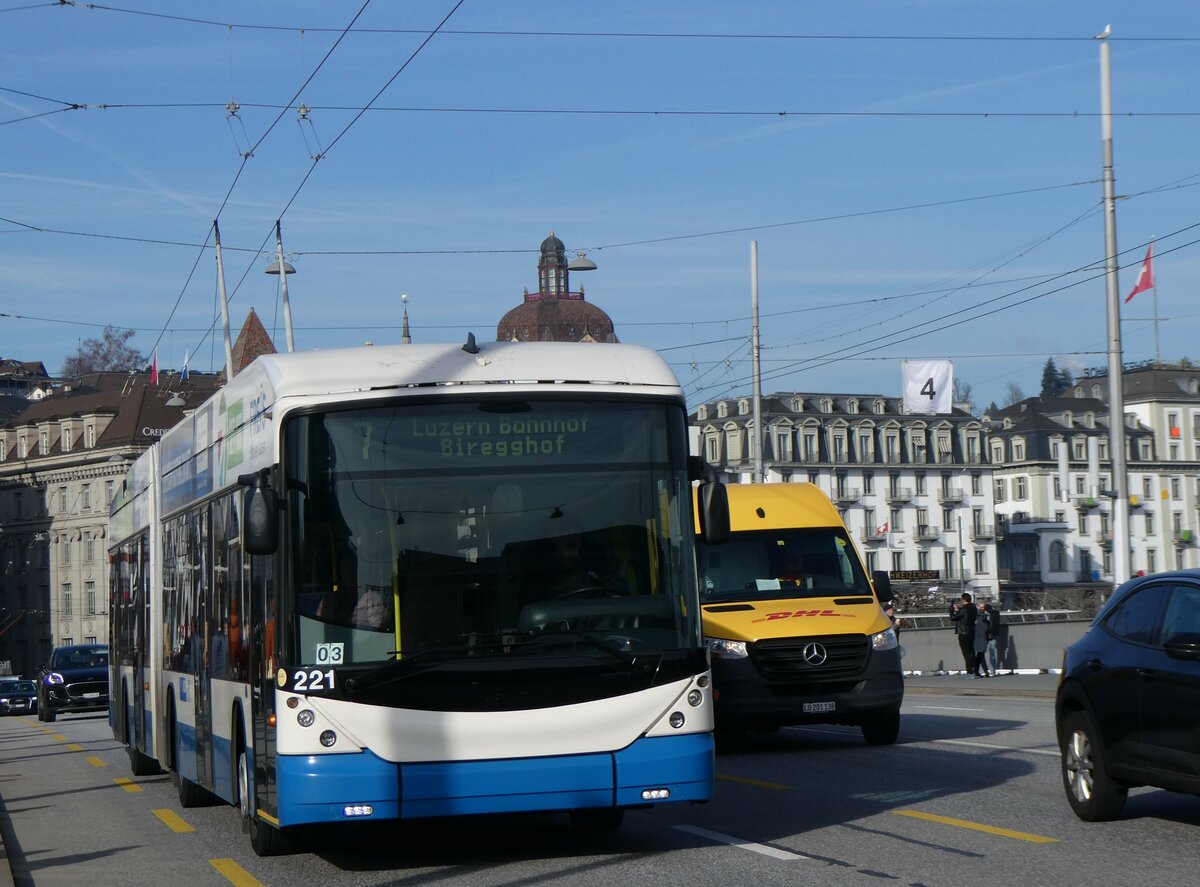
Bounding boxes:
[695,482,903,744]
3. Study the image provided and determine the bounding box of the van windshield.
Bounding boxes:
[698,527,873,603]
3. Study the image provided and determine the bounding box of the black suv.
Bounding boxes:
[36,643,110,723]
[1056,570,1200,820]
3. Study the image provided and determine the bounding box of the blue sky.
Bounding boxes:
[3,1,1198,412]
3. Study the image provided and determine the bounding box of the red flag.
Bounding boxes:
[1124,243,1155,303]
[151,348,158,385]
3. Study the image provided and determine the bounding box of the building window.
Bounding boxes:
[105,479,115,504]
[885,434,900,462]
[85,580,96,615]
[864,508,876,534]
[1147,549,1157,573]
[1013,441,1025,461]
[60,539,71,566]
[942,507,954,529]
[807,470,819,485]
[833,434,846,462]
[85,425,95,448]
[39,429,49,455]
[1140,440,1153,460]
[915,472,926,495]
[865,551,877,573]
[912,437,927,463]
[62,637,73,647]
[1172,477,1182,500]
[889,508,903,532]
[84,537,95,564]
[967,435,979,462]
[858,433,872,461]
[1053,476,1062,499]
[863,471,875,495]
[991,442,1004,462]
[803,432,817,461]
[62,427,72,452]
[776,430,791,461]
[918,550,931,571]
[81,483,91,511]
[971,472,982,495]
[84,635,97,645]
[1015,477,1028,499]
[1146,512,1155,535]
[706,436,719,463]
[994,478,1007,503]
[59,486,68,513]
[1050,541,1067,572]
[62,583,72,616]
[974,549,987,574]
[17,435,26,458]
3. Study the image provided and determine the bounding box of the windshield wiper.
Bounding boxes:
[515,631,663,679]
[343,642,507,693]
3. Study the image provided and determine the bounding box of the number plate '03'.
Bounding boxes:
[803,701,836,713]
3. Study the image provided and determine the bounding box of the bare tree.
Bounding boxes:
[1003,381,1025,407]
[61,326,145,377]
[952,377,973,408]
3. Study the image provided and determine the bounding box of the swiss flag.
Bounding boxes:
[877,521,889,535]
[1124,243,1155,303]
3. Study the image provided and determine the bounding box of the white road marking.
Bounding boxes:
[909,705,984,712]
[675,825,809,860]
[790,725,1059,757]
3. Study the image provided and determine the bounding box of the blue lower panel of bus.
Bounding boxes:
[275,733,714,826]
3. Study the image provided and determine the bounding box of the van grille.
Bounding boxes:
[749,633,869,680]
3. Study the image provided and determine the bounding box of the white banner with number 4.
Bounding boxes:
[901,359,953,414]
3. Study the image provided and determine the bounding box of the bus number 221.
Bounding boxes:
[292,669,335,692]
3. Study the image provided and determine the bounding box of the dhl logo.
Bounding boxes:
[752,609,858,623]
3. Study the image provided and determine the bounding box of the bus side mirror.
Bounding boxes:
[872,570,894,604]
[696,460,730,546]
[239,469,280,556]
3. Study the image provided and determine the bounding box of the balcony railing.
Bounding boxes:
[833,487,861,504]
[863,529,889,544]
[886,487,914,503]
[937,489,966,504]
[969,525,996,540]
[912,524,941,541]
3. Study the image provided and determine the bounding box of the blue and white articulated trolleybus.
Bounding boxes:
[108,338,729,855]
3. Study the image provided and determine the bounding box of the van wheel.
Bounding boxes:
[861,710,900,745]
[1061,710,1127,821]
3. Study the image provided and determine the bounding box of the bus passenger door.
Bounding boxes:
[249,552,279,820]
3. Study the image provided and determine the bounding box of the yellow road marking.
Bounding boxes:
[210,858,265,887]
[67,744,83,752]
[113,777,143,793]
[718,773,792,791]
[52,734,67,742]
[152,808,195,833]
[894,809,1057,843]
[84,756,106,767]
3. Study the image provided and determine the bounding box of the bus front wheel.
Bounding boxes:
[569,807,625,832]
[238,745,288,856]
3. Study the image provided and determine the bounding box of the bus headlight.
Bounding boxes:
[687,689,703,707]
[704,637,748,659]
[320,730,337,747]
[871,627,899,652]
[668,711,685,729]
[296,709,315,727]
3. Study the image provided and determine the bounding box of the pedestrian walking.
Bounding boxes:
[973,600,990,677]
[949,592,977,677]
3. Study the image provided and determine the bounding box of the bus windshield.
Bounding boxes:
[698,527,873,603]
[283,397,698,670]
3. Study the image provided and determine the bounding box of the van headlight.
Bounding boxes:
[704,637,748,659]
[871,627,899,651]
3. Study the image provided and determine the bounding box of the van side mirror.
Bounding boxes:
[239,469,280,555]
[872,570,893,604]
[696,460,730,545]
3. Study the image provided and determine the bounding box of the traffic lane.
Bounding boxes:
[0,713,267,887]
[687,700,1200,887]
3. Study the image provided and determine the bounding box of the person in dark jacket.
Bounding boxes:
[949,592,977,677]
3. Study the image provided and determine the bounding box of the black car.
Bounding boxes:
[36,643,110,723]
[0,678,38,716]
[1056,569,1200,820]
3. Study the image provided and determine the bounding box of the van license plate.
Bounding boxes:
[82,693,101,699]
[803,701,836,713]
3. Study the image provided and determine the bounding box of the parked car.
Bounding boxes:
[36,643,110,723]
[0,678,38,716]
[1056,569,1200,821]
